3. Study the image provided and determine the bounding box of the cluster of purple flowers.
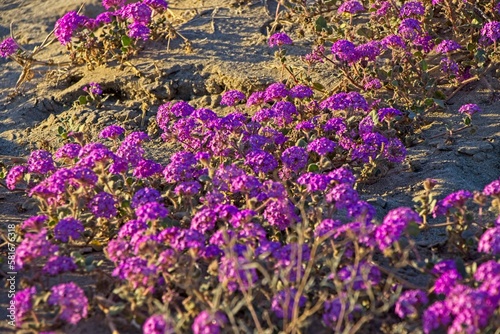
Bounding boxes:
[338,0,364,15]
[83,82,103,96]
[268,32,293,47]
[48,282,88,325]
[422,260,500,334]
[375,207,422,251]
[0,37,18,58]
[458,103,481,116]
[54,0,168,48]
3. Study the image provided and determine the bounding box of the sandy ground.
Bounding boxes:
[1,0,500,333]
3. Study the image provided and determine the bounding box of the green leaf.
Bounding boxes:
[315,16,328,32]
[356,27,373,38]
[424,98,434,107]
[109,304,127,316]
[420,60,428,71]
[433,99,445,108]
[78,95,87,105]
[405,222,420,237]
[296,138,308,148]
[455,257,467,278]
[434,90,446,100]
[307,163,319,172]
[312,82,325,91]
[474,48,487,66]
[464,116,471,126]
[121,35,132,47]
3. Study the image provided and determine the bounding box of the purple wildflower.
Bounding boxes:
[54,217,84,242]
[128,22,150,40]
[474,260,500,282]
[27,149,55,174]
[483,179,500,196]
[83,82,103,95]
[297,172,330,192]
[384,137,407,163]
[422,301,451,333]
[378,107,403,122]
[338,0,364,14]
[268,32,293,47]
[13,286,36,328]
[89,192,117,218]
[54,11,85,45]
[481,21,500,43]
[371,1,392,17]
[335,261,382,290]
[435,40,461,53]
[289,85,313,99]
[71,166,98,185]
[191,207,217,234]
[323,117,347,134]
[6,165,27,190]
[329,166,356,185]
[119,2,152,24]
[303,44,325,64]
[413,34,435,53]
[246,91,266,107]
[192,310,227,334]
[331,39,359,63]
[315,219,343,237]
[307,137,336,156]
[296,120,315,131]
[245,149,278,174]
[135,202,169,223]
[21,215,48,232]
[458,103,481,116]
[399,1,425,17]
[375,207,422,251]
[48,282,88,325]
[398,18,422,39]
[355,40,381,61]
[440,58,460,76]
[433,190,472,217]
[55,143,82,160]
[220,90,246,106]
[281,146,308,172]
[265,82,289,101]
[326,183,359,209]
[364,77,382,90]
[144,0,169,10]
[264,199,299,230]
[219,255,258,293]
[271,100,297,126]
[175,180,202,196]
[102,0,125,9]
[16,229,58,269]
[42,255,78,276]
[381,34,406,49]
[0,37,18,57]
[100,125,125,139]
[133,159,162,178]
[271,288,307,319]
[95,12,115,25]
[143,314,173,334]
[323,297,358,328]
[434,269,461,295]
[478,227,500,255]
